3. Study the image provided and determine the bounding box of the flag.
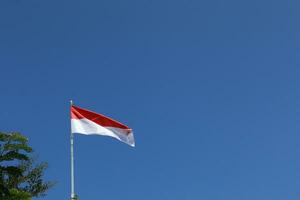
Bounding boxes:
[71,105,135,147]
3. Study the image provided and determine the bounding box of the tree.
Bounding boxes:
[0,132,54,199]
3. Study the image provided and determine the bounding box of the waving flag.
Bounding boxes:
[71,105,135,147]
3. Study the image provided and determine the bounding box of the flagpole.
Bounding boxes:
[70,100,76,200]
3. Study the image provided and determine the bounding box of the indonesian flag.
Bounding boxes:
[71,105,135,147]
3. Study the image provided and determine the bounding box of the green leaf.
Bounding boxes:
[0,132,54,198]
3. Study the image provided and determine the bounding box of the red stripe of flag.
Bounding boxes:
[71,105,131,130]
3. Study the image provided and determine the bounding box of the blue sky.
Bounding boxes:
[1,0,300,199]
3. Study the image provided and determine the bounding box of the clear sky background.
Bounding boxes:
[0,0,300,199]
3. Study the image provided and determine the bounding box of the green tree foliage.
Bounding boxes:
[0,132,54,199]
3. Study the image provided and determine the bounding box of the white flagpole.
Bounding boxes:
[70,100,76,200]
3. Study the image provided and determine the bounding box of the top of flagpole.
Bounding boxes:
[70,100,74,106]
